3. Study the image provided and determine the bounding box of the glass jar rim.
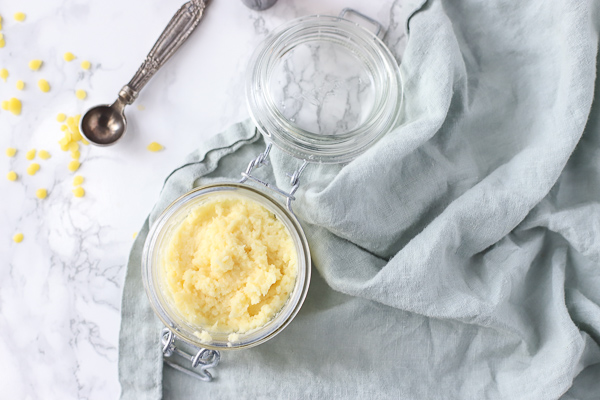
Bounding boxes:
[142,183,311,351]
[246,14,403,164]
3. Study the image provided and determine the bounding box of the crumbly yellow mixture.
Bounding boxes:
[163,196,297,334]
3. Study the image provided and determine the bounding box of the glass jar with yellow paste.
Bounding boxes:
[143,184,310,353]
[164,194,298,335]
[142,8,401,382]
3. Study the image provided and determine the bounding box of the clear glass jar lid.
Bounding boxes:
[246,14,402,164]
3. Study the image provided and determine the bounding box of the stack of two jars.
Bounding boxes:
[142,9,402,379]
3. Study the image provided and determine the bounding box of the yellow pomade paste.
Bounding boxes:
[164,196,297,334]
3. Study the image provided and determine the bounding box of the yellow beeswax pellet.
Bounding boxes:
[25,149,36,160]
[8,98,21,115]
[56,113,66,122]
[75,89,86,100]
[0,15,3,30]
[72,131,83,142]
[61,124,68,131]
[72,129,83,140]
[147,142,163,152]
[38,79,50,92]
[68,160,80,172]
[29,59,42,71]
[80,60,91,70]
[133,232,138,239]
[7,171,17,181]
[6,147,17,157]
[73,187,85,197]
[63,52,75,62]
[81,138,90,146]
[0,34,5,48]
[0,68,8,81]
[71,150,80,159]
[68,142,79,152]
[14,12,26,22]
[13,233,24,243]
[36,188,47,199]
[16,80,25,90]
[1,100,8,110]
[26,163,40,175]
[73,175,84,186]
[38,150,51,160]
[58,136,70,147]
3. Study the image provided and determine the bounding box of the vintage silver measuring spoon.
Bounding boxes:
[81,0,207,146]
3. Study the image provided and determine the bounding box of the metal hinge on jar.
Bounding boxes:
[161,328,220,382]
[240,131,308,214]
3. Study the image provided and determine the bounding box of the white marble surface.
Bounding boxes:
[0,0,414,398]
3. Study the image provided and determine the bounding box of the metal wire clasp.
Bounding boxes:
[339,8,385,39]
[240,137,308,213]
[161,328,220,382]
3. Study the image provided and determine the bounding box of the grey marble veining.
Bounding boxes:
[270,40,375,135]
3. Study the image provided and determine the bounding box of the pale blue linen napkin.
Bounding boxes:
[119,0,600,398]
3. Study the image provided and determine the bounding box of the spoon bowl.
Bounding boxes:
[80,0,207,147]
[81,104,127,146]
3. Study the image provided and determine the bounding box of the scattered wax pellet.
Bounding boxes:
[26,163,40,175]
[14,12,26,22]
[38,79,50,92]
[56,113,66,122]
[80,60,91,70]
[0,34,5,48]
[61,124,68,131]
[1,100,8,110]
[6,147,17,157]
[25,149,36,160]
[81,138,90,145]
[147,142,164,152]
[8,98,21,115]
[7,171,17,181]
[72,130,83,141]
[0,16,3,31]
[133,232,138,239]
[38,150,51,160]
[71,150,80,159]
[36,188,47,199]
[13,233,24,243]
[68,160,80,172]
[0,68,8,81]
[68,142,79,152]
[137,105,145,111]
[63,52,76,62]
[29,59,42,71]
[73,187,85,197]
[75,89,87,100]
[16,80,25,90]
[58,135,71,146]
[73,175,84,186]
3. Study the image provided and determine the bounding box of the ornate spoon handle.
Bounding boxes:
[119,0,207,104]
